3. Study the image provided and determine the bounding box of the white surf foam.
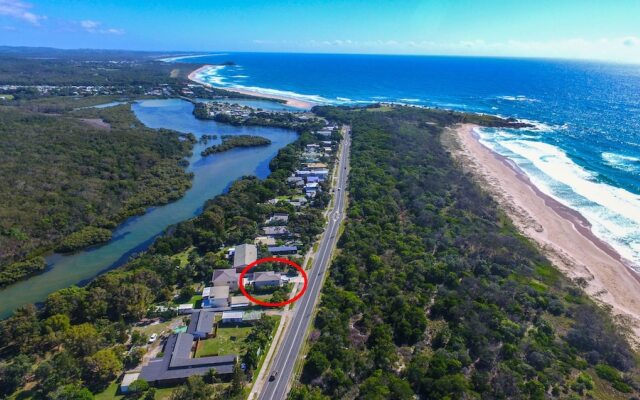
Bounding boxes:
[603,152,640,173]
[488,138,640,266]
[497,95,540,102]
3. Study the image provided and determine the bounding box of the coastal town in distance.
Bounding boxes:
[1,2,640,400]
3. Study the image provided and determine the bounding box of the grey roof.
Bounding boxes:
[139,333,237,383]
[212,268,238,284]
[233,244,257,269]
[253,271,281,283]
[210,286,229,299]
[187,311,215,335]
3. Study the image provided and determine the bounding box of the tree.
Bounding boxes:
[169,376,215,400]
[64,323,100,356]
[44,286,87,319]
[0,354,32,396]
[83,348,123,389]
[204,369,219,384]
[1,304,40,351]
[49,384,95,400]
[35,351,82,395]
[124,347,146,369]
[230,363,245,395]
[142,388,157,400]
[302,350,330,382]
[128,378,150,393]
[43,313,71,334]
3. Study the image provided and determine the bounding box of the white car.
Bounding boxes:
[148,333,158,343]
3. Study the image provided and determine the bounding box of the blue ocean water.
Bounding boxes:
[180,53,640,267]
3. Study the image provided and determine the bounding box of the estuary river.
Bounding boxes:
[0,98,297,318]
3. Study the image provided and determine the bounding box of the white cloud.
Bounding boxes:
[0,0,45,25]
[80,19,100,30]
[79,19,124,35]
[252,36,640,64]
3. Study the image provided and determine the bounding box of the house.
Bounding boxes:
[253,271,282,289]
[221,311,244,324]
[309,169,329,178]
[304,182,320,193]
[295,169,313,178]
[267,213,289,224]
[187,310,215,339]
[212,268,239,291]
[306,176,320,184]
[177,304,194,314]
[233,244,257,272]
[230,295,250,308]
[287,176,304,186]
[202,286,229,308]
[139,333,237,386]
[120,372,140,393]
[263,226,290,236]
[268,245,298,256]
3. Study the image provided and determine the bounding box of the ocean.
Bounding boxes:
[178,53,640,267]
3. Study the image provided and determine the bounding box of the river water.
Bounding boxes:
[0,98,297,318]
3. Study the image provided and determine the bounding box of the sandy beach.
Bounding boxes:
[188,65,315,110]
[446,124,640,344]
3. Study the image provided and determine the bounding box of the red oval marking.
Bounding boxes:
[238,257,308,307]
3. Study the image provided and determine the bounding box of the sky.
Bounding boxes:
[1,0,640,63]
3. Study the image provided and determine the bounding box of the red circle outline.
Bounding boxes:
[238,257,308,307]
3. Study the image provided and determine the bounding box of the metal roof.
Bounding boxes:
[233,244,257,269]
[222,311,244,320]
[139,333,237,383]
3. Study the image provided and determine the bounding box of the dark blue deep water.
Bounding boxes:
[184,53,640,266]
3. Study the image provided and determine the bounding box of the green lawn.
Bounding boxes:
[172,246,195,267]
[195,325,253,357]
[189,294,203,308]
[133,317,182,337]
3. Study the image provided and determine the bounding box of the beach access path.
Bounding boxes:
[446,124,640,345]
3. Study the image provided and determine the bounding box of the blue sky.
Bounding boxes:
[1,0,640,62]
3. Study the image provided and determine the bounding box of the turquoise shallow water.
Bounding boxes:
[184,53,640,267]
[0,98,297,318]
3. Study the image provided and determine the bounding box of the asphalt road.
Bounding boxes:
[258,126,351,400]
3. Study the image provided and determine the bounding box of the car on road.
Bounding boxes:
[148,333,158,343]
[269,371,278,381]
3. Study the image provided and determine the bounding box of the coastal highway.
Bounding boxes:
[258,126,351,400]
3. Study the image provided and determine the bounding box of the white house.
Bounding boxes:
[202,286,230,308]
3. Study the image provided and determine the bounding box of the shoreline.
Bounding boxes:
[447,123,640,343]
[188,65,315,110]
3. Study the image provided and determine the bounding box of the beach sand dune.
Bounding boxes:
[446,124,640,345]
